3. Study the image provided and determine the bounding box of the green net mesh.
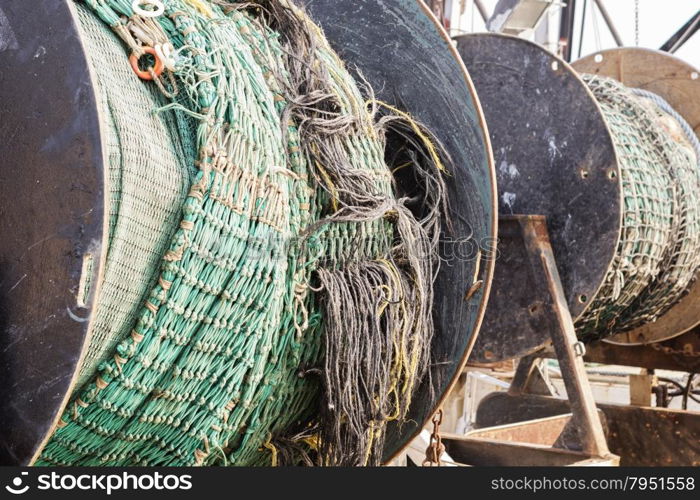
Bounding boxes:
[38,0,446,467]
[73,5,198,390]
[576,75,700,341]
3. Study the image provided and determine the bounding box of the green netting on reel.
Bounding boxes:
[576,75,700,341]
[38,0,448,467]
[73,3,199,391]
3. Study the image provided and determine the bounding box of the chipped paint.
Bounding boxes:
[499,160,520,179]
[548,136,560,161]
[502,191,517,210]
[0,7,18,52]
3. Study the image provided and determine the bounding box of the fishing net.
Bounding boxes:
[38,0,448,466]
[576,75,700,342]
[73,4,199,391]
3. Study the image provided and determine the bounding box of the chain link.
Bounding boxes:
[423,409,445,466]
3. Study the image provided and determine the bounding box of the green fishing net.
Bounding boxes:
[39,0,446,467]
[73,4,198,391]
[576,75,700,341]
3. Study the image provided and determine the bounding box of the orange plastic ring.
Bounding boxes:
[129,47,164,81]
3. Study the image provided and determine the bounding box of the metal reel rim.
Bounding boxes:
[375,0,498,463]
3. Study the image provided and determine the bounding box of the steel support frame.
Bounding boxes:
[442,216,613,465]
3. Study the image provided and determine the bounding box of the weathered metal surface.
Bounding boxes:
[442,432,617,466]
[477,392,700,466]
[472,216,609,457]
[487,0,555,34]
[573,48,700,346]
[0,1,104,465]
[524,216,609,457]
[306,0,497,462]
[466,413,571,445]
[584,329,700,373]
[470,217,551,363]
[464,411,607,452]
[456,34,621,324]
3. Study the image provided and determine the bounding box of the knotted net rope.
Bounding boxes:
[576,75,700,342]
[38,0,448,466]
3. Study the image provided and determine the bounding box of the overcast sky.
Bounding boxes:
[454,0,700,68]
[575,0,699,66]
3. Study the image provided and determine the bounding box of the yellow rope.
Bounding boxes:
[377,259,406,422]
[301,433,320,451]
[314,158,340,212]
[262,435,279,467]
[184,0,214,17]
[391,161,413,175]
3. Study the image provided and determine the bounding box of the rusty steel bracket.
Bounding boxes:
[519,216,609,457]
[474,392,700,466]
[483,216,611,458]
[584,330,700,373]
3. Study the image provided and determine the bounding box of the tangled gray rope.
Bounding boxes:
[631,88,700,164]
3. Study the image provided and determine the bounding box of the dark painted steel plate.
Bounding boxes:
[456,33,620,320]
[0,1,104,465]
[456,34,620,363]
